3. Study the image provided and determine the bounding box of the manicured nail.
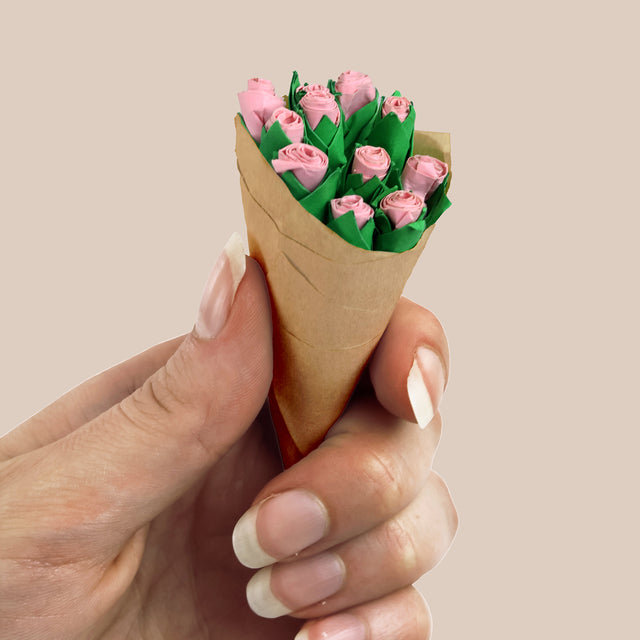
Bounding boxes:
[194,232,246,339]
[232,490,329,569]
[407,346,446,428]
[295,613,366,640]
[247,552,345,618]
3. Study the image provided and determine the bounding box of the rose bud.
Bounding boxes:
[401,155,448,201]
[247,77,277,93]
[351,145,391,182]
[265,106,305,144]
[381,95,412,122]
[297,83,332,96]
[238,77,285,143]
[271,143,329,192]
[335,70,376,120]
[299,90,341,130]
[330,194,374,230]
[380,190,425,229]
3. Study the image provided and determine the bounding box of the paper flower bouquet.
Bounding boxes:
[236,70,452,466]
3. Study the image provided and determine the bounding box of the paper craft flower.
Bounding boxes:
[297,83,332,96]
[380,190,425,229]
[330,194,374,230]
[335,70,376,120]
[351,145,391,182]
[382,95,412,122]
[401,154,449,201]
[237,77,285,143]
[271,143,329,192]
[265,107,305,144]
[299,90,341,130]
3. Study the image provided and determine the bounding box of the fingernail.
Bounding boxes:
[232,490,329,569]
[295,614,366,640]
[247,552,345,618]
[194,232,246,339]
[407,346,446,428]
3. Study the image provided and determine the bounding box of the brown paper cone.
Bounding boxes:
[235,114,451,467]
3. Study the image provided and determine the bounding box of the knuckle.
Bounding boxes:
[384,516,422,578]
[353,444,409,515]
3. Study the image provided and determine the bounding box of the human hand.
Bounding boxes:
[0,235,457,639]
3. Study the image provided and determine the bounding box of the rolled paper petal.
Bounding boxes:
[335,70,376,120]
[297,83,332,96]
[401,155,449,200]
[351,145,391,182]
[381,95,411,122]
[271,143,329,192]
[265,107,305,144]
[380,190,425,229]
[238,78,285,143]
[299,91,341,130]
[247,77,277,94]
[330,194,374,230]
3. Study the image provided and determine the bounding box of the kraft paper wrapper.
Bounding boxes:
[235,114,451,467]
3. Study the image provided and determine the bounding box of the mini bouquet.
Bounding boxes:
[236,70,452,466]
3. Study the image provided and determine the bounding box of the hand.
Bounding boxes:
[0,239,457,640]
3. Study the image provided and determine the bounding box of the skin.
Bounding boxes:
[0,259,457,639]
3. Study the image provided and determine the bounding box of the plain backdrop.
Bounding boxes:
[1,1,638,638]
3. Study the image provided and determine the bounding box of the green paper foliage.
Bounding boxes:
[259,121,294,161]
[326,212,375,251]
[423,173,452,227]
[303,115,347,172]
[255,73,452,253]
[374,219,427,252]
[366,91,416,172]
[328,81,381,159]
[288,70,302,110]
[278,167,342,222]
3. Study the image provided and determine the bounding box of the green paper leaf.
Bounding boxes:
[326,212,375,250]
[366,105,416,171]
[342,90,381,158]
[280,170,310,201]
[288,70,302,111]
[277,166,343,222]
[343,172,385,203]
[259,121,294,161]
[299,167,342,220]
[374,219,427,252]
[373,210,393,235]
[303,117,347,172]
[423,173,452,227]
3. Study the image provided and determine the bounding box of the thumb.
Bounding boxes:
[4,234,273,549]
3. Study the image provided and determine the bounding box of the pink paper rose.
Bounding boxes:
[330,194,374,230]
[335,70,376,120]
[265,107,305,144]
[380,190,425,229]
[271,143,329,192]
[351,145,391,182]
[381,95,412,122]
[238,77,285,143]
[401,155,448,200]
[297,83,332,96]
[299,90,341,130]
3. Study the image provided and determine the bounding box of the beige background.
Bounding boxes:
[1,1,638,637]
